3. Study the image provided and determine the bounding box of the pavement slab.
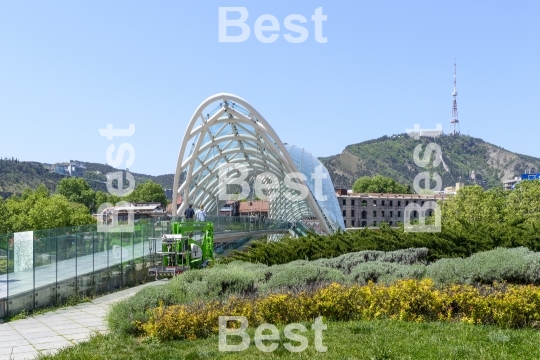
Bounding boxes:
[0,280,165,359]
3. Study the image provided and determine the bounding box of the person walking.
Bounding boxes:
[184,204,195,221]
[196,204,207,222]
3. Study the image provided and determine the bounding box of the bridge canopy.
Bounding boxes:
[173,93,345,234]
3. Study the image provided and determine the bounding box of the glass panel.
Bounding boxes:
[108,231,122,291]
[33,229,56,311]
[77,232,94,298]
[56,228,77,304]
[93,231,109,296]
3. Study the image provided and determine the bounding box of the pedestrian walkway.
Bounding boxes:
[0,280,165,360]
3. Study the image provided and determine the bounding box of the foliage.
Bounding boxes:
[226,221,540,265]
[352,175,412,194]
[0,185,96,233]
[57,177,99,212]
[124,180,169,206]
[440,185,508,226]
[109,246,540,336]
[140,279,540,341]
[504,179,540,224]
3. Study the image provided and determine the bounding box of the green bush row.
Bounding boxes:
[226,222,540,265]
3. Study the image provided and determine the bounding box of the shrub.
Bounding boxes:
[349,262,426,285]
[227,223,540,265]
[140,280,540,341]
[259,264,348,293]
[426,247,540,286]
[311,248,428,274]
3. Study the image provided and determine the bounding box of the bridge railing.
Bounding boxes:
[0,215,289,319]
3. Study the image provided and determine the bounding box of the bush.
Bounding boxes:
[141,280,540,341]
[311,248,428,274]
[227,222,540,265]
[349,262,426,284]
[109,247,540,335]
[259,264,348,293]
[426,247,540,286]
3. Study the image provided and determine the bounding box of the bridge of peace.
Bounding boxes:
[0,93,345,319]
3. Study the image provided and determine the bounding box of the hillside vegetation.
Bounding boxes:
[0,158,175,198]
[321,134,540,189]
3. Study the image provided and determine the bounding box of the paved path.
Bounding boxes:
[0,280,165,360]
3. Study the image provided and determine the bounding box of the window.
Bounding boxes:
[351,210,355,217]
[406,201,409,206]
[342,199,346,206]
[413,200,417,203]
[389,221,393,226]
[389,200,393,206]
[351,219,355,227]
[342,210,346,217]
[398,211,401,217]
[351,199,355,206]
[361,221,367,227]
[373,211,377,217]
[390,211,393,217]
[373,221,377,226]
[382,200,386,206]
[361,211,367,219]
[398,200,401,207]
[421,201,425,206]
[382,211,385,217]
[373,200,377,206]
[361,200,367,206]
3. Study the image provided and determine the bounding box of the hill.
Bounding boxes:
[0,159,175,199]
[320,134,540,189]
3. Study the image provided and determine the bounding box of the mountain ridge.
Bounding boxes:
[320,134,540,189]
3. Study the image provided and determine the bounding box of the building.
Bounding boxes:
[50,160,86,177]
[503,173,540,190]
[218,200,269,217]
[503,177,521,190]
[96,202,167,223]
[337,191,448,228]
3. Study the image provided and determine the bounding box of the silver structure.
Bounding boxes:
[172,93,345,234]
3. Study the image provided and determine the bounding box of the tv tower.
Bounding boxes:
[450,60,460,135]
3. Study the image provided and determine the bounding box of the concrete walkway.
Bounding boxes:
[0,280,165,360]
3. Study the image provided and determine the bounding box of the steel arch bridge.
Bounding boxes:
[172,93,345,234]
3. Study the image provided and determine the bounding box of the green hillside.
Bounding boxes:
[0,159,175,199]
[321,134,540,189]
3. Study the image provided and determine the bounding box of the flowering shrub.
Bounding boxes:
[140,279,540,340]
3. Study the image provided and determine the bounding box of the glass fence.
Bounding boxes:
[0,216,290,319]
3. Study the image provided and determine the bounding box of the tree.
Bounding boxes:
[440,185,507,227]
[504,180,540,225]
[352,175,412,194]
[0,185,96,233]
[124,181,168,206]
[28,194,96,230]
[56,178,97,212]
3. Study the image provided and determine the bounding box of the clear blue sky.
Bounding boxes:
[1,1,539,175]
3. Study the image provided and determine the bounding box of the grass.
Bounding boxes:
[38,319,540,360]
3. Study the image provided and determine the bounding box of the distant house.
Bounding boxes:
[218,200,269,217]
[50,160,86,177]
[95,202,167,223]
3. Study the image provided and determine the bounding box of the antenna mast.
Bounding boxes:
[450,60,460,135]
